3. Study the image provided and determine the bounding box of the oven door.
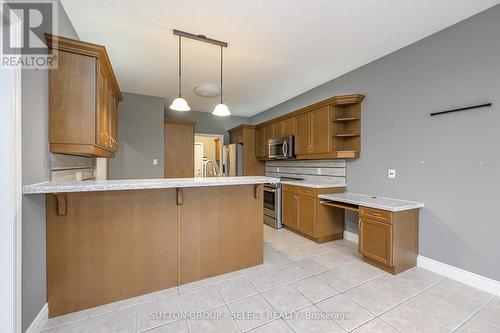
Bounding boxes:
[263,186,277,218]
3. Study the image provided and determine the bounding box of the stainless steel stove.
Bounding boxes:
[263,176,304,229]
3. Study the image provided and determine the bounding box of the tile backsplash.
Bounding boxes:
[266,159,346,186]
[50,153,95,181]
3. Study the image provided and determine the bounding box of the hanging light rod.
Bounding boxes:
[173,29,228,48]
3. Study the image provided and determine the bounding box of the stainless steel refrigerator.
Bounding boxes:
[222,143,243,176]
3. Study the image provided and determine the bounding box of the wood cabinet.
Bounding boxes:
[164,119,195,178]
[255,94,364,160]
[281,184,345,242]
[45,184,264,317]
[228,125,265,175]
[282,185,298,230]
[283,117,296,136]
[255,127,266,158]
[46,34,122,158]
[179,185,263,283]
[295,112,311,155]
[46,189,179,317]
[358,206,419,274]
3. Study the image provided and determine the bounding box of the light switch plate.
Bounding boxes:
[153,159,158,165]
[388,169,396,179]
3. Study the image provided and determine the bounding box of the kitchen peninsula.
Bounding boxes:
[23,176,278,317]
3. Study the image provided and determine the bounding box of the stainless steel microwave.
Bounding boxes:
[269,135,294,159]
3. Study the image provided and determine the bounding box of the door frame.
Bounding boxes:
[193,142,204,177]
[194,133,224,176]
[1,3,23,332]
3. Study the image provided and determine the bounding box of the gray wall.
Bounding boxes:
[108,93,165,179]
[21,1,79,330]
[251,6,500,281]
[165,109,250,143]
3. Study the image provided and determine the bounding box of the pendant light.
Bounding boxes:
[212,45,231,116]
[170,35,190,111]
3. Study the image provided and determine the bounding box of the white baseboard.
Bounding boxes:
[25,303,48,333]
[417,256,500,296]
[343,230,358,243]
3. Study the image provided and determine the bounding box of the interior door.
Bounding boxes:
[295,112,311,154]
[194,142,204,177]
[297,194,316,237]
[311,106,331,154]
[164,120,195,178]
[359,218,393,265]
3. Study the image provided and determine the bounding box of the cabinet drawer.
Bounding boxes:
[297,187,316,198]
[360,206,392,224]
[282,184,297,193]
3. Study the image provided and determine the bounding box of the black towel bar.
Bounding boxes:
[430,103,492,116]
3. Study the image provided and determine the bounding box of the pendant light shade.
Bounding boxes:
[212,103,230,116]
[170,35,191,111]
[169,97,190,111]
[212,45,230,116]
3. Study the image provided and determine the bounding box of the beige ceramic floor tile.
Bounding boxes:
[316,294,374,331]
[292,276,339,303]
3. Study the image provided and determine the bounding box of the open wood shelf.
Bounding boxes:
[333,117,359,122]
[334,133,359,137]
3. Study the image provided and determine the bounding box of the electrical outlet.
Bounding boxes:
[388,169,396,179]
[153,159,158,165]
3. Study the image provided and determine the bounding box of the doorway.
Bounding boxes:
[194,133,224,177]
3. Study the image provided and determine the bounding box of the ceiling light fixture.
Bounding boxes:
[212,45,230,116]
[170,35,190,111]
[172,29,229,115]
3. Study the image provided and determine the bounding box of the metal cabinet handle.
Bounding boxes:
[282,140,287,157]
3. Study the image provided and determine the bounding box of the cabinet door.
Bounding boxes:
[273,121,284,138]
[96,67,108,148]
[255,127,266,158]
[282,189,298,230]
[110,93,117,152]
[283,117,296,136]
[359,218,393,265]
[311,106,331,154]
[264,124,274,157]
[297,194,316,237]
[295,112,311,154]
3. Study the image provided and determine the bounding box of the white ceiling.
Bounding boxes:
[61,0,499,117]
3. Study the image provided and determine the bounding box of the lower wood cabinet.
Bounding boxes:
[358,206,419,274]
[46,184,263,317]
[281,184,345,243]
[359,218,392,265]
[282,188,298,230]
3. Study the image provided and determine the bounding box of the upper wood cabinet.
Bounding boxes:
[46,34,122,158]
[255,94,364,160]
[295,112,311,155]
[255,127,266,158]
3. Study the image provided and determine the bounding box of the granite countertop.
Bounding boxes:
[280,180,346,188]
[318,192,424,212]
[23,176,280,194]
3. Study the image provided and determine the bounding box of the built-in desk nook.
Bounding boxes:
[319,192,424,275]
